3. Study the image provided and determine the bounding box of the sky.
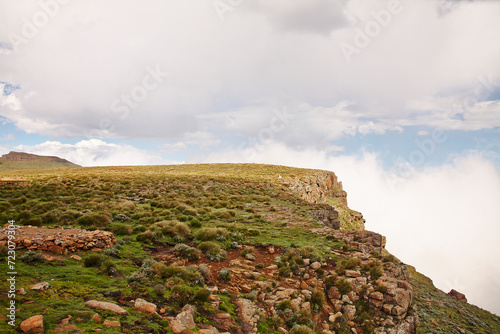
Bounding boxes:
[1,0,500,315]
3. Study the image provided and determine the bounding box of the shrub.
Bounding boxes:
[324,274,338,289]
[174,244,202,261]
[104,247,121,258]
[197,264,211,278]
[343,257,361,269]
[190,220,202,228]
[84,254,104,267]
[171,285,191,304]
[101,259,119,276]
[194,288,211,303]
[153,283,166,296]
[155,264,204,285]
[375,283,388,294]
[279,266,292,277]
[194,227,229,242]
[218,268,231,282]
[310,288,325,312]
[286,309,314,330]
[198,241,227,262]
[24,216,43,226]
[77,213,111,227]
[240,247,254,258]
[370,265,384,281]
[290,324,315,334]
[20,251,44,264]
[276,299,293,312]
[256,263,264,269]
[136,230,155,243]
[133,225,147,234]
[336,277,352,295]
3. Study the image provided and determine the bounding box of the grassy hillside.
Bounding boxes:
[0,164,498,333]
[0,151,80,172]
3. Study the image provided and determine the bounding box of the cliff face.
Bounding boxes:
[287,171,365,231]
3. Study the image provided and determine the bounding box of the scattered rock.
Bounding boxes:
[176,304,196,329]
[54,325,78,332]
[448,289,467,303]
[85,300,128,315]
[310,261,321,270]
[91,313,101,324]
[70,255,82,261]
[29,282,49,292]
[103,320,121,327]
[134,298,157,314]
[170,319,186,334]
[20,315,44,334]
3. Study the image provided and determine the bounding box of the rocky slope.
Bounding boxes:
[0,164,498,334]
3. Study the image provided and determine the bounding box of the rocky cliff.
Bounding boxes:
[287,171,365,231]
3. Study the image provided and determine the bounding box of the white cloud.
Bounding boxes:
[15,139,182,167]
[203,143,500,315]
[0,0,499,143]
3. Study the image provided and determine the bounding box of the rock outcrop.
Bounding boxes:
[0,225,116,254]
[448,289,467,303]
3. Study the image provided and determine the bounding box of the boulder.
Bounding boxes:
[369,292,384,309]
[214,313,232,331]
[448,289,467,303]
[91,313,101,323]
[20,315,44,334]
[170,319,186,334]
[176,304,196,329]
[85,300,128,315]
[134,298,157,314]
[342,304,356,321]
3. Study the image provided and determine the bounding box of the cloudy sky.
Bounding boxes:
[1,0,500,315]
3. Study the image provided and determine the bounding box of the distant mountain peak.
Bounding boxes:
[0,151,80,172]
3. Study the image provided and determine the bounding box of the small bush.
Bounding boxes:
[370,265,384,281]
[174,244,202,261]
[218,268,231,282]
[194,227,229,242]
[240,247,254,258]
[290,324,315,334]
[324,274,338,289]
[171,285,191,304]
[197,264,211,278]
[190,220,202,228]
[276,299,293,312]
[101,259,119,276]
[84,254,104,267]
[198,241,226,262]
[343,257,361,269]
[153,283,166,296]
[310,288,325,312]
[20,251,44,264]
[279,266,292,277]
[194,288,211,303]
[375,283,388,294]
[104,247,121,258]
[336,277,352,295]
[77,213,111,227]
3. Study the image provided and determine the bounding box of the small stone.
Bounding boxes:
[54,325,78,332]
[70,255,82,261]
[91,313,101,324]
[29,282,49,292]
[310,261,321,270]
[103,320,121,327]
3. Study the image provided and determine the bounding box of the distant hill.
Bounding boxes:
[0,151,80,172]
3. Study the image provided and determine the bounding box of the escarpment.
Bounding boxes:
[287,170,365,230]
